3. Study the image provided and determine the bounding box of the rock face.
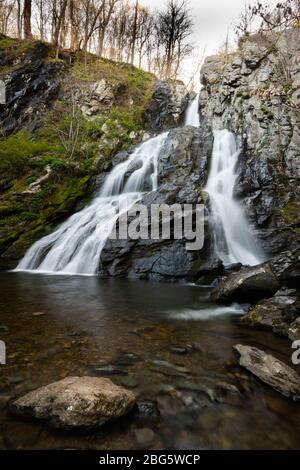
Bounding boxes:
[100,125,213,280]
[145,80,189,131]
[234,344,300,401]
[11,376,136,429]
[0,42,65,133]
[212,263,279,304]
[200,29,300,257]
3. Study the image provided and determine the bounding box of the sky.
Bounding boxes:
[139,0,279,86]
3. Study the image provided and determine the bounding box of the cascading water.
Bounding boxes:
[184,93,200,127]
[16,133,168,275]
[205,130,264,266]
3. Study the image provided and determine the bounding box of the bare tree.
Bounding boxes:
[155,0,193,79]
[23,0,32,38]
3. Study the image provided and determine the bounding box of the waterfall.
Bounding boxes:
[16,133,168,275]
[184,93,200,127]
[205,130,264,266]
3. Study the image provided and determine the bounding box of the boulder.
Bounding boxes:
[11,376,136,429]
[242,288,300,337]
[269,250,300,287]
[212,263,279,304]
[234,344,300,401]
[144,79,188,131]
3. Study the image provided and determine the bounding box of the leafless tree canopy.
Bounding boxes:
[235,0,300,37]
[0,0,193,79]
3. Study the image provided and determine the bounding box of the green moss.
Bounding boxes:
[0,38,16,49]
[261,106,274,119]
[279,199,300,226]
[189,257,202,275]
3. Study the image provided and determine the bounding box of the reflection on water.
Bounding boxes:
[0,272,300,450]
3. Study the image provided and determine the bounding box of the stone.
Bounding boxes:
[94,365,128,376]
[135,400,160,419]
[288,318,300,341]
[120,377,139,389]
[134,428,155,448]
[11,376,136,429]
[242,288,300,338]
[32,311,46,317]
[144,79,188,131]
[234,344,300,401]
[212,263,279,304]
[169,344,196,355]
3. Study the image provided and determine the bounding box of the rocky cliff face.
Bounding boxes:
[200,29,300,257]
[0,36,189,268]
[100,126,213,281]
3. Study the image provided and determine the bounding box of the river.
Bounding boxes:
[0,272,299,449]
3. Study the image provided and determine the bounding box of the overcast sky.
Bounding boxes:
[139,0,279,85]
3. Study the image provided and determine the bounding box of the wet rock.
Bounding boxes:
[242,288,300,337]
[120,377,139,389]
[134,428,155,448]
[115,352,141,366]
[269,250,300,288]
[100,126,213,281]
[8,375,23,385]
[94,365,128,376]
[169,344,196,355]
[196,258,224,285]
[288,318,300,341]
[212,263,279,304]
[11,376,136,429]
[135,400,160,419]
[200,29,300,258]
[32,311,46,317]
[234,344,300,401]
[145,79,188,131]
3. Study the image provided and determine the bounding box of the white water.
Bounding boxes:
[205,130,264,266]
[184,93,200,127]
[16,133,168,275]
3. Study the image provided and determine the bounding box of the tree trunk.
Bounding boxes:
[130,0,138,65]
[23,0,32,39]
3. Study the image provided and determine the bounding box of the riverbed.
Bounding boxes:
[0,272,299,449]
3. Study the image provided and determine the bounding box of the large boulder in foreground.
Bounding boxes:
[234,344,300,401]
[11,376,136,429]
[212,264,279,304]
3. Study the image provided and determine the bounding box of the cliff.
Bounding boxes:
[0,36,188,268]
[200,28,300,257]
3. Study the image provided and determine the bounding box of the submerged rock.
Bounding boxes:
[234,344,300,401]
[11,376,136,429]
[212,263,279,304]
[134,428,155,448]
